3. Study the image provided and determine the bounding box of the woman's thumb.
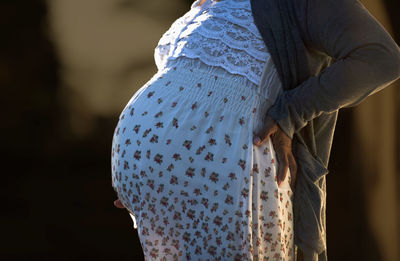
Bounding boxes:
[253,127,272,146]
[253,116,278,146]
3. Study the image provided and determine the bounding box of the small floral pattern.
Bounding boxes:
[111,65,294,260]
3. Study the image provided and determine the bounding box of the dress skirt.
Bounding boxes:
[111,58,295,260]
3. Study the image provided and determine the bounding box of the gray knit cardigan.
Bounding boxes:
[249,0,400,260]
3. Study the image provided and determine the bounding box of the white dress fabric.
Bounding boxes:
[111,0,295,260]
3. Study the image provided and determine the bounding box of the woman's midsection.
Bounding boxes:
[110,57,277,209]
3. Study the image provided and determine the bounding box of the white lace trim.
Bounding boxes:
[179,17,268,58]
[191,0,251,10]
[194,2,261,36]
[165,34,268,86]
[154,0,271,86]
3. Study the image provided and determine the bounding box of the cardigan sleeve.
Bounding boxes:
[267,0,400,139]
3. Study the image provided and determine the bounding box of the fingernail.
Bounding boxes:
[253,136,261,145]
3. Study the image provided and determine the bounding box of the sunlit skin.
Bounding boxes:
[113,0,297,210]
[253,115,297,190]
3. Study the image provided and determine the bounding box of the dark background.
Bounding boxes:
[1,0,399,260]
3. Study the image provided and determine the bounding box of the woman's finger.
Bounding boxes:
[288,153,297,191]
[253,116,278,146]
[113,199,125,209]
[276,152,289,187]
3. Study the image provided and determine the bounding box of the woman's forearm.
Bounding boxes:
[267,0,400,139]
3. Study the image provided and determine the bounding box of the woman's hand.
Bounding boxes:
[253,115,297,191]
[113,199,125,209]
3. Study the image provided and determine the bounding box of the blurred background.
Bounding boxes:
[0,0,399,260]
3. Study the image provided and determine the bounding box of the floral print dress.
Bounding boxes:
[111,0,295,260]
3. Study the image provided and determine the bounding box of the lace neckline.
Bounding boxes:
[156,0,271,87]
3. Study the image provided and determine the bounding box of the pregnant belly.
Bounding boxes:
[110,64,281,218]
